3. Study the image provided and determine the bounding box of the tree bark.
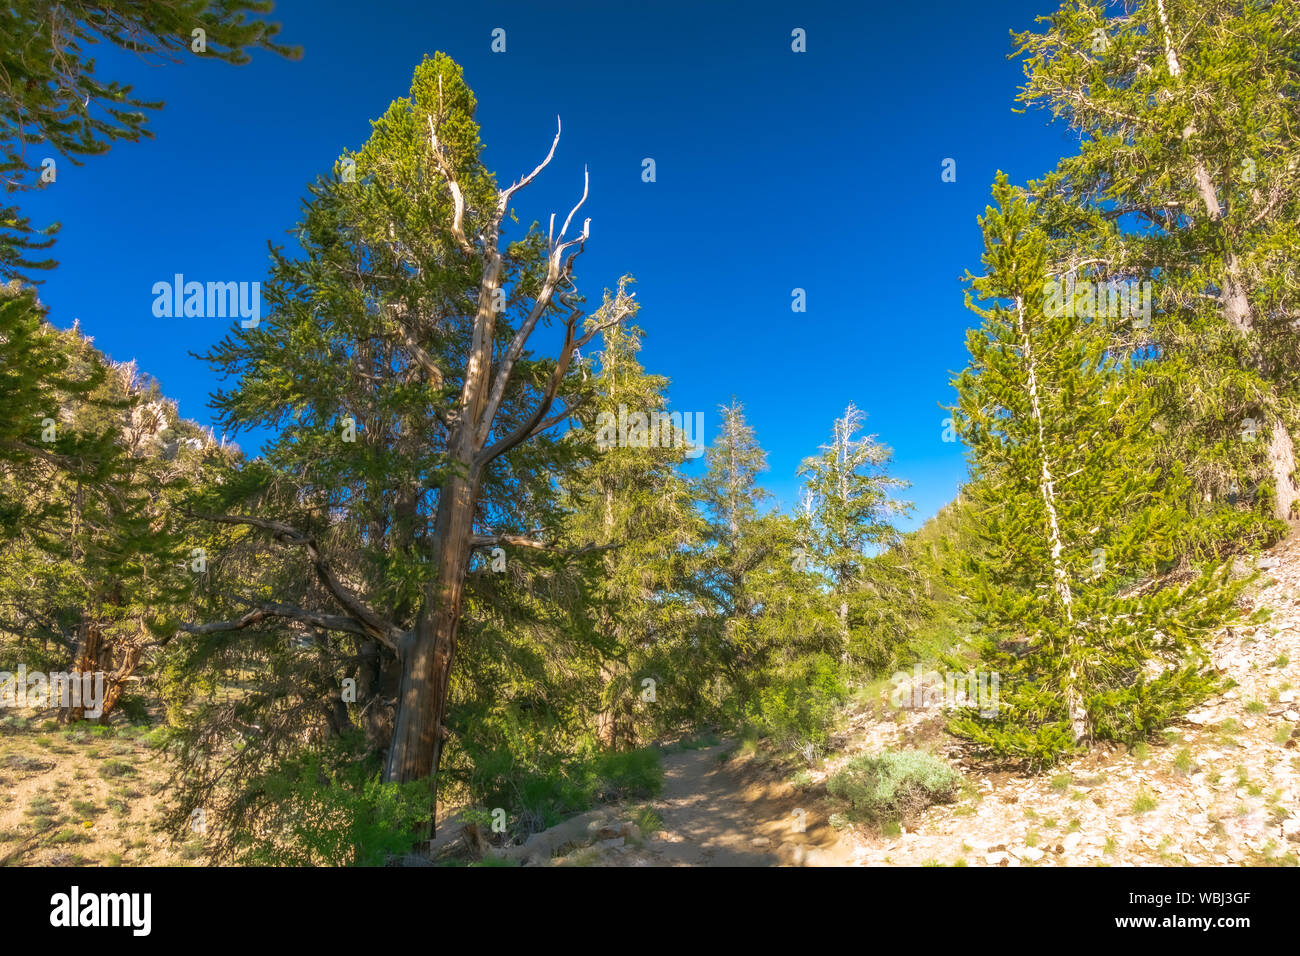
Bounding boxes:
[1016,296,1089,741]
[383,468,478,802]
[1157,0,1299,523]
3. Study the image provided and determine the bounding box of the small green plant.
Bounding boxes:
[97,759,136,779]
[1274,653,1289,669]
[825,750,962,827]
[1050,772,1072,792]
[1173,748,1194,774]
[629,805,664,836]
[25,795,58,818]
[1131,786,1157,814]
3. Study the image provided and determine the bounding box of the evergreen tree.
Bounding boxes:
[0,284,200,722]
[0,1,298,282]
[797,402,914,672]
[178,53,634,842]
[949,176,1249,767]
[1014,0,1300,527]
[558,323,706,747]
[696,400,772,662]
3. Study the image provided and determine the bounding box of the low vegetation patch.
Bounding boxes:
[826,749,963,827]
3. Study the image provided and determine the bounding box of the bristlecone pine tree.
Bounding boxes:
[0,284,204,723]
[1014,0,1300,527]
[186,54,634,835]
[797,403,916,672]
[559,323,706,747]
[949,176,1250,767]
[695,400,777,679]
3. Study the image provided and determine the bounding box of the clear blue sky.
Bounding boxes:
[22,0,1080,530]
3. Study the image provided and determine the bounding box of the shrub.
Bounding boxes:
[461,744,663,840]
[97,759,135,779]
[827,749,962,826]
[235,755,433,867]
[746,653,846,755]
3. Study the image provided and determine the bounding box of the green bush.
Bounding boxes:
[235,754,433,867]
[827,749,962,826]
[115,694,151,724]
[461,743,662,840]
[745,653,846,755]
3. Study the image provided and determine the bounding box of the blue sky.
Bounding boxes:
[21,0,1082,530]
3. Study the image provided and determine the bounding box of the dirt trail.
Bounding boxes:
[599,744,853,867]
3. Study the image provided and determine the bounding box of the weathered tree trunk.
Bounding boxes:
[61,617,140,725]
[1016,297,1089,741]
[374,113,630,842]
[61,618,102,725]
[384,468,478,805]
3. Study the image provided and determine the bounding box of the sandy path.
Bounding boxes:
[630,744,853,866]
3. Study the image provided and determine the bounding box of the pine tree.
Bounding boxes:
[182,54,634,838]
[1013,0,1300,526]
[697,401,770,618]
[0,1,298,282]
[797,403,914,671]
[948,176,1249,767]
[0,284,199,722]
[558,323,706,747]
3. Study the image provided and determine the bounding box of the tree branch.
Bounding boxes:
[476,277,635,468]
[186,511,402,650]
[469,534,618,556]
[180,601,372,638]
